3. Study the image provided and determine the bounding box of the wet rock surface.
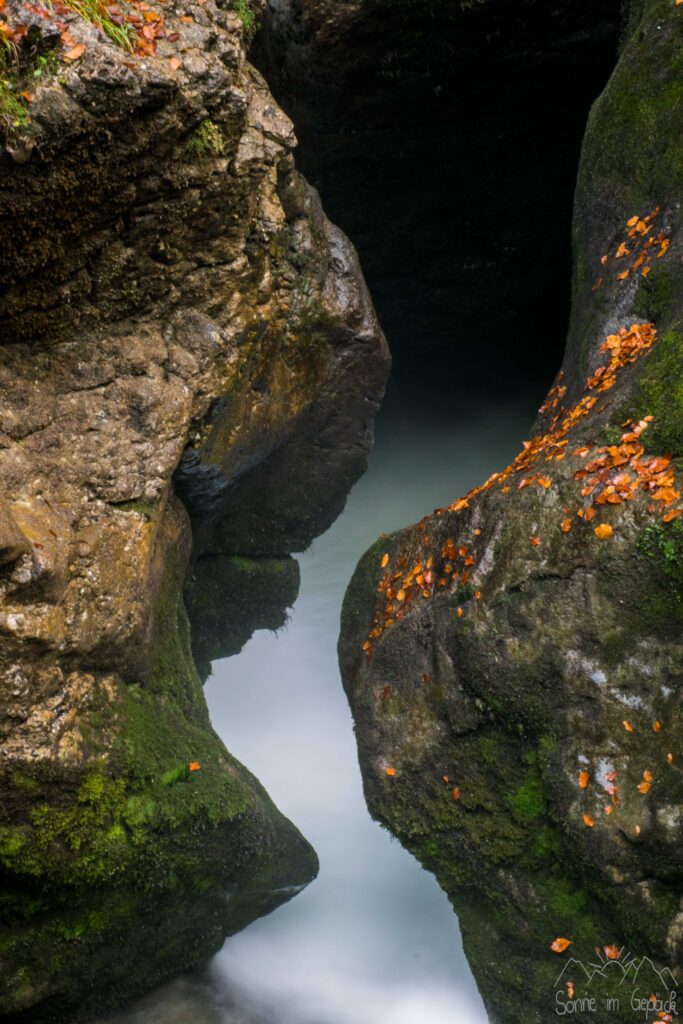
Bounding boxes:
[0,0,388,1016]
[339,1,683,1020]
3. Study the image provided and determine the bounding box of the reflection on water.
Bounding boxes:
[100,380,544,1024]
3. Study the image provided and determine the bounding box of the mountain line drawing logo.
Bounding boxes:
[552,947,678,1019]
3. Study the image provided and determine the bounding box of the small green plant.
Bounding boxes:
[0,44,31,140]
[233,0,258,36]
[32,52,59,79]
[63,0,134,50]
[187,118,226,157]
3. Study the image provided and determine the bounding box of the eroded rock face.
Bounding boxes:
[339,1,682,1020]
[0,0,388,1016]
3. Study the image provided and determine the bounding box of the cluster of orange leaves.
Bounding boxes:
[0,0,187,65]
[592,208,669,291]
[364,312,680,656]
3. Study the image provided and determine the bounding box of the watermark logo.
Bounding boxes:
[553,946,678,1019]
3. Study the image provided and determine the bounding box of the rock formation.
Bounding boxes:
[339,1,683,1020]
[0,0,389,1016]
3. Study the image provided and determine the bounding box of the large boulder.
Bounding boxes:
[339,2,683,1020]
[0,0,388,1017]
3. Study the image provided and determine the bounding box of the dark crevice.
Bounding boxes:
[253,0,622,416]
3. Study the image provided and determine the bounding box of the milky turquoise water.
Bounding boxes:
[96,377,546,1024]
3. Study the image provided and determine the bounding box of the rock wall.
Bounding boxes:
[339,1,683,1020]
[0,0,389,1017]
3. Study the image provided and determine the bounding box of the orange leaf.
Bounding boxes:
[637,780,651,794]
[582,813,594,828]
[550,937,573,953]
[63,42,86,61]
[381,553,389,568]
[663,508,681,523]
[604,945,620,960]
[530,535,541,547]
[623,720,634,732]
[188,761,201,772]
[604,804,613,816]
[385,767,396,777]
[653,720,662,733]
[667,752,673,764]
[456,607,463,618]
[561,518,572,533]
[452,786,460,801]
[579,770,589,789]
[594,523,613,539]
[396,589,406,602]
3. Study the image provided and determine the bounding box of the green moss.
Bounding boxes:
[187,119,226,157]
[510,771,545,822]
[233,0,258,35]
[637,519,683,600]
[111,498,156,519]
[632,325,683,454]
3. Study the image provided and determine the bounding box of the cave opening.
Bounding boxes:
[254,0,622,419]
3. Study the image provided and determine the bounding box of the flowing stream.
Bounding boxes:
[97,371,549,1024]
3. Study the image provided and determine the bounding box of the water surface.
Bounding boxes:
[99,380,545,1024]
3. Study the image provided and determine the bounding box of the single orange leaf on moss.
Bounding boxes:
[582,814,595,828]
[623,720,634,732]
[579,770,589,789]
[604,945,620,960]
[396,589,406,602]
[452,786,460,801]
[561,518,572,533]
[381,553,389,568]
[594,523,613,539]
[442,774,450,784]
[385,767,396,777]
[637,780,651,794]
[550,937,573,953]
[627,216,639,227]
[530,535,541,547]
[653,720,662,733]
[456,607,463,618]
[667,752,673,764]
[663,508,681,523]
[604,804,613,816]
[188,761,201,772]
[584,507,597,522]
[643,770,653,782]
